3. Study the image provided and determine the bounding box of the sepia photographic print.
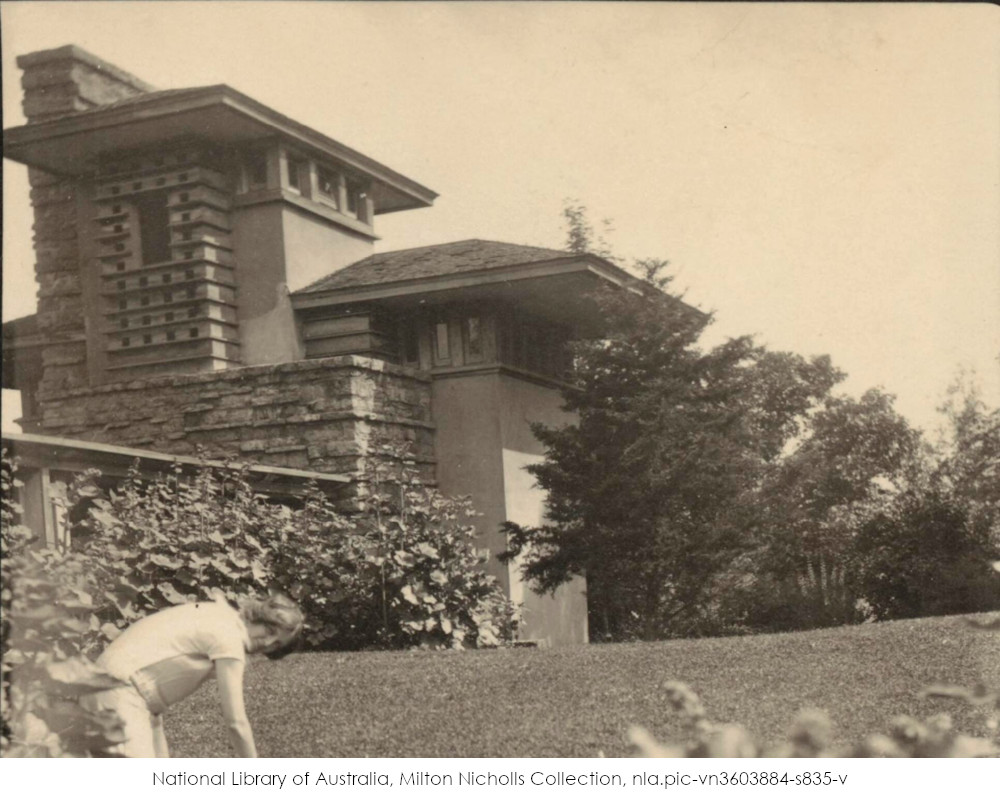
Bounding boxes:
[1,0,998,777]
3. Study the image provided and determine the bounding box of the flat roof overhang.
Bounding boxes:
[2,431,349,497]
[3,85,437,215]
[291,255,651,334]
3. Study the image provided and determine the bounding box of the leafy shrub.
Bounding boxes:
[58,446,517,652]
[72,460,287,630]
[1,451,124,757]
[853,491,1000,620]
[270,444,518,650]
[630,677,998,758]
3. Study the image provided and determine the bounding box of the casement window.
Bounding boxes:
[434,321,451,362]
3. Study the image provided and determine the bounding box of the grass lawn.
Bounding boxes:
[165,612,999,757]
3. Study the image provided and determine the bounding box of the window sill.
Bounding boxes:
[233,188,378,240]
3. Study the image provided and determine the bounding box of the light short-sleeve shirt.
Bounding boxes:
[98,599,249,713]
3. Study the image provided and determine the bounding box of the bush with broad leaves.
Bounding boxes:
[1,450,124,757]
[72,460,286,630]
[268,444,518,650]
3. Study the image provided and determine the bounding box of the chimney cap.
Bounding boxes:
[17,44,154,93]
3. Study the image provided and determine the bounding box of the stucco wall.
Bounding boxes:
[497,376,587,647]
[430,372,508,583]
[24,356,434,478]
[230,201,303,365]
[281,204,374,294]
[431,368,588,645]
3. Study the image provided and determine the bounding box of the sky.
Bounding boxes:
[2,2,998,438]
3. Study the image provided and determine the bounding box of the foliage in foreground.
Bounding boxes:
[630,675,999,758]
[1,450,124,757]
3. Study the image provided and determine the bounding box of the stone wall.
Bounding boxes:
[24,356,435,478]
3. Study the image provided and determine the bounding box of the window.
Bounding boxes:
[141,296,150,307]
[163,274,172,284]
[165,312,174,322]
[245,151,268,188]
[112,204,122,214]
[166,330,176,341]
[164,292,173,304]
[117,281,126,291]
[286,155,306,193]
[135,191,171,265]
[434,321,450,362]
[119,318,128,329]
[345,180,361,217]
[118,299,127,310]
[122,337,131,347]
[139,277,148,287]
[189,328,199,338]
[465,316,484,360]
[187,307,199,318]
[116,262,125,272]
[402,319,420,365]
[317,166,339,205]
[141,316,151,326]
[143,334,152,345]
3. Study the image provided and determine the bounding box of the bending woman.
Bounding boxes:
[85,592,304,757]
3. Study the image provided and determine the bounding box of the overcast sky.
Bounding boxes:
[2,2,998,437]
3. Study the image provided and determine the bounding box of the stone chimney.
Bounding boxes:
[15,46,153,404]
[17,44,153,123]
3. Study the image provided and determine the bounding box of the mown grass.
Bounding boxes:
[166,612,999,757]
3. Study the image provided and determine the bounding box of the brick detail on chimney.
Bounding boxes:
[17,44,153,124]
[16,45,153,394]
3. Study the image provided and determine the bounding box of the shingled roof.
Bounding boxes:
[295,239,582,294]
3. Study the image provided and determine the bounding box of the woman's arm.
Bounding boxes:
[215,658,258,757]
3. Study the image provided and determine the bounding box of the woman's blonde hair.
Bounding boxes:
[241,593,304,641]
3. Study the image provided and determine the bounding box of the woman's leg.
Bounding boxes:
[83,685,158,757]
[152,714,170,758]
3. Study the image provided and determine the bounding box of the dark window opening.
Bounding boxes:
[143,334,152,345]
[134,191,171,265]
[466,316,483,360]
[402,320,420,365]
[317,166,339,203]
[189,328,199,338]
[246,151,268,188]
[286,156,305,192]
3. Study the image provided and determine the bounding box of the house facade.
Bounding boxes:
[2,45,639,646]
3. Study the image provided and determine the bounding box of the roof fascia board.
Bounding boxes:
[4,86,437,207]
[291,254,629,309]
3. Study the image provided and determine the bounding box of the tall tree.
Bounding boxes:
[503,257,841,640]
